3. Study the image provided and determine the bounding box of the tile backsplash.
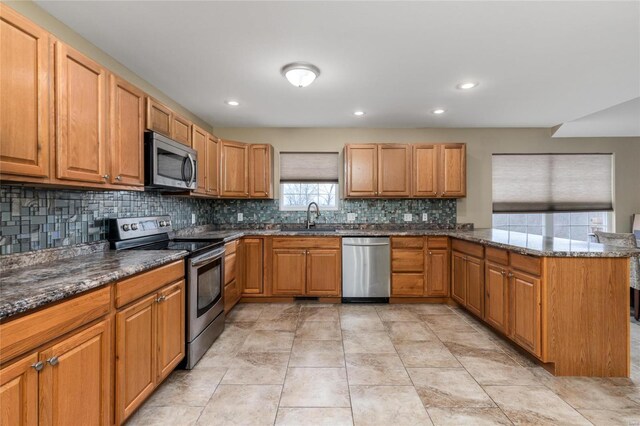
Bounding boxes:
[1,185,457,254]
[0,186,215,254]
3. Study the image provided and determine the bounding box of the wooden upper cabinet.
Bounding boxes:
[156,281,185,381]
[55,42,108,184]
[249,144,273,198]
[509,270,541,357]
[272,249,306,295]
[345,144,378,197]
[206,135,220,196]
[306,249,341,296]
[426,249,449,297]
[412,145,438,197]
[377,144,411,197]
[221,140,249,197]
[146,97,172,137]
[440,143,466,197]
[0,353,39,426]
[109,75,144,187]
[38,319,111,426]
[0,6,50,179]
[192,125,208,194]
[171,113,192,146]
[485,261,508,333]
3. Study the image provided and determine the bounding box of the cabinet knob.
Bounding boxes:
[116,175,122,181]
[428,251,432,255]
[102,174,110,180]
[500,270,505,275]
[47,356,59,366]
[32,361,44,371]
[156,295,166,303]
[508,272,514,278]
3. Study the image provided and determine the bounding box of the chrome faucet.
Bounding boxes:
[306,202,321,229]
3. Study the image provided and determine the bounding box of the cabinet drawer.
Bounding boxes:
[486,246,509,265]
[510,252,541,276]
[427,237,449,249]
[392,249,424,272]
[225,240,238,255]
[391,274,424,296]
[0,286,111,364]
[115,260,184,308]
[391,237,424,249]
[224,252,237,285]
[451,239,484,259]
[272,237,341,249]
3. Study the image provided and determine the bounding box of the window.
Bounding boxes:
[279,152,339,211]
[492,212,611,242]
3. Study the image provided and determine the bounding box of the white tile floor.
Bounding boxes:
[127,303,640,425]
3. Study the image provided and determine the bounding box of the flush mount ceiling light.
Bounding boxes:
[353,111,366,116]
[431,108,446,115]
[456,82,478,90]
[225,100,240,106]
[281,62,321,88]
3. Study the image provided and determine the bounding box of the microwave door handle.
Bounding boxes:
[186,154,196,187]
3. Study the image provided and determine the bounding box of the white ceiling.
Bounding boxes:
[553,97,640,138]
[36,1,640,129]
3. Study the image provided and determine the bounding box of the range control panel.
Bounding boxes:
[108,215,173,241]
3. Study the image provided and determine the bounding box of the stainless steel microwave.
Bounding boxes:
[144,131,197,191]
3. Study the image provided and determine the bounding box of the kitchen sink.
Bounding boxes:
[279,227,337,233]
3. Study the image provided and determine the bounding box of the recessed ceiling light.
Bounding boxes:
[353,111,366,116]
[456,82,478,90]
[431,108,446,115]
[281,62,321,88]
[225,100,240,106]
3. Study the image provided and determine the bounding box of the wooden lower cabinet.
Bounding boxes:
[484,262,509,333]
[426,249,449,297]
[451,252,466,304]
[465,256,484,317]
[509,270,541,357]
[0,353,39,426]
[115,280,185,424]
[306,249,341,296]
[272,249,307,295]
[241,238,264,295]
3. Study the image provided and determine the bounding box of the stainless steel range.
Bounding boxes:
[109,215,225,369]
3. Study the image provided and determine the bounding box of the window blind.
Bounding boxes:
[492,153,613,213]
[280,152,339,182]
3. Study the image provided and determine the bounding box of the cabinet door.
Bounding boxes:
[451,252,466,305]
[465,256,484,318]
[484,262,508,333]
[221,141,249,197]
[157,281,185,381]
[242,238,264,295]
[272,249,306,295]
[171,113,192,146]
[345,144,377,197]
[391,274,425,297]
[0,6,50,178]
[426,249,449,297]
[109,75,144,186]
[377,144,411,197]
[146,97,172,137]
[509,270,542,357]
[206,135,220,195]
[0,353,38,426]
[39,319,111,426]
[307,249,341,296]
[115,294,156,424]
[412,145,438,197]
[392,249,424,273]
[439,144,466,197]
[55,42,108,184]
[192,125,208,194]
[249,144,272,198]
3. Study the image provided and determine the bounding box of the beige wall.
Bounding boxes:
[3,1,213,132]
[213,127,640,232]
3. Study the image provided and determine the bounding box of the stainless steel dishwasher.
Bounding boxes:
[342,237,390,302]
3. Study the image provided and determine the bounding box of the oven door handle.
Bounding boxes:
[190,247,225,267]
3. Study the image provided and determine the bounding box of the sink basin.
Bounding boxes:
[279,227,337,233]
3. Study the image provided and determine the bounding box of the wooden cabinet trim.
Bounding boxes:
[451,239,484,259]
[510,252,541,276]
[272,237,341,249]
[391,237,425,249]
[486,246,509,266]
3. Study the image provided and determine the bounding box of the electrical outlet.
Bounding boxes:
[403,213,413,222]
[422,213,429,222]
[347,213,356,222]
[191,214,196,224]
[237,213,244,222]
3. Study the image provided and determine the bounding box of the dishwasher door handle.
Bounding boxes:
[343,242,390,247]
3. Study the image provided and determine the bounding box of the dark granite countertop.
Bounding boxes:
[0,249,188,321]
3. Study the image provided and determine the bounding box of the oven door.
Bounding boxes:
[187,246,225,342]
[146,132,197,190]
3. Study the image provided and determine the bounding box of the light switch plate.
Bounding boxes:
[347,213,356,221]
[404,213,413,222]
[237,213,244,222]
[191,214,196,224]
[422,213,429,222]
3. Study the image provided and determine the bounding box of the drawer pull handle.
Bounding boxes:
[47,356,59,366]
[32,361,44,371]
[156,295,166,303]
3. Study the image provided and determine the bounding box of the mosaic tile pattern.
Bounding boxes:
[212,199,457,226]
[0,186,215,254]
